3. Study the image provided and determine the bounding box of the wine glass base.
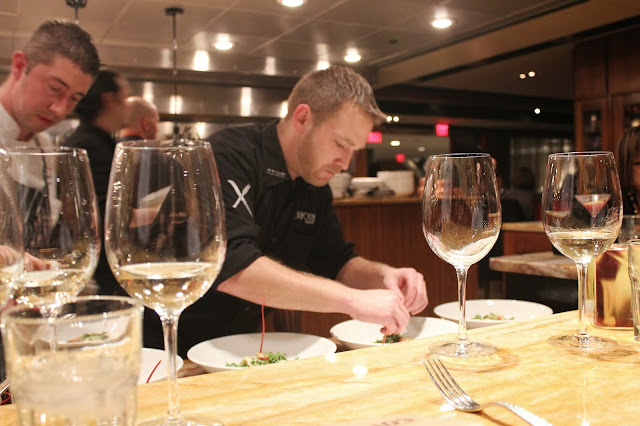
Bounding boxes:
[429,340,497,358]
[139,415,223,426]
[548,334,617,353]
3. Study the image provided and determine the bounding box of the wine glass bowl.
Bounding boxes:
[422,153,502,358]
[105,139,226,426]
[7,147,100,308]
[542,151,622,352]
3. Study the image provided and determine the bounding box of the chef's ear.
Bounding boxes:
[291,103,313,131]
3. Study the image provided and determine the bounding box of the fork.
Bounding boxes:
[423,359,552,426]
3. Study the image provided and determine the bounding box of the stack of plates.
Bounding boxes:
[349,177,388,196]
[376,170,415,196]
[328,173,352,198]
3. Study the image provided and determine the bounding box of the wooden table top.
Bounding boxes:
[490,251,578,279]
[1,311,638,425]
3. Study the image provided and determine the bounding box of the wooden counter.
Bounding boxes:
[3,311,637,424]
[500,221,553,255]
[490,251,577,280]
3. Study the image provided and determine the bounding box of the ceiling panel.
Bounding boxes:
[444,0,557,16]
[203,10,306,39]
[234,0,346,17]
[318,0,433,26]
[0,0,18,15]
[103,0,222,45]
[280,19,377,45]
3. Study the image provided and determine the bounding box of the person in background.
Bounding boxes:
[141,66,428,356]
[502,166,536,221]
[615,127,640,215]
[0,20,99,149]
[116,96,160,142]
[64,69,131,296]
[0,18,100,399]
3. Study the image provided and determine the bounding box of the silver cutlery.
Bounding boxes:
[423,359,552,426]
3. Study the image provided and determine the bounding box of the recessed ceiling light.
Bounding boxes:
[214,40,234,50]
[534,108,541,114]
[278,0,306,7]
[390,140,401,147]
[344,49,361,63]
[519,73,526,79]
[392,116,399,122]
[386,116,393,122]
[528,71,536,77]
[431,18,453,29]
[417,146,426,152]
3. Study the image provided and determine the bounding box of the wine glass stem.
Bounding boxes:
[161,312,183,422]
[455,266,469,343]
[576,262,590,337]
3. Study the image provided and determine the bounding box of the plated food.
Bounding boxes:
[434,299,553,329]
[330,316,458,350]
[187,332,337,373]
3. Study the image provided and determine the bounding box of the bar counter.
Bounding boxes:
[2,311,638,424]
[490,251,577,279]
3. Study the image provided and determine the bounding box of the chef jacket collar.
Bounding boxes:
[261,120,292,187]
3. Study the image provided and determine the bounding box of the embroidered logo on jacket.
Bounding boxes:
[266,168,286,179]
[227,179,252,217]
[295,210,316,225]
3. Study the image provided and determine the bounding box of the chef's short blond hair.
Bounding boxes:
[285,66,386,126]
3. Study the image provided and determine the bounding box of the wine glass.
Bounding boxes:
[7,146,100,310]
[105,139,226,426]
[0,149,23,311]
[422,153,502,357]
[542,151,622,352]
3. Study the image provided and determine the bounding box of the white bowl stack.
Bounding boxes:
[349,177,387,196]
[328,172,352,198]
[376,170,415,196]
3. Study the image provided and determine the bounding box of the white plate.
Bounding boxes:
[138,348,183,384]
[434,299,553,329]
[187,332,337,373]
[330,317,458,350]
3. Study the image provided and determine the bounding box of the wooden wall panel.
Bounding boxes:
[608,27,640,96]
[573,38,607,100]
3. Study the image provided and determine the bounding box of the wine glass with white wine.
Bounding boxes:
[542,151,622,352]
[105,139,226,426]
[7,146,100,310]
[422,153,502,357]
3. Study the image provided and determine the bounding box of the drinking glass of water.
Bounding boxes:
[2,296,142,425]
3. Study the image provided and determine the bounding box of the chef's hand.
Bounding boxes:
[348,289,410,335]
[382,267,428,315]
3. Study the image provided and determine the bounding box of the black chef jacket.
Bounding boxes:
[144,121,357,356]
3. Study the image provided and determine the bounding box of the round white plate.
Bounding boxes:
[187,332,337,373]
[434,299,553,329]
[138,348,183,384]
[330,316,458,350]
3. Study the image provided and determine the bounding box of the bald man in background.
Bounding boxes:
[116,96,160,142]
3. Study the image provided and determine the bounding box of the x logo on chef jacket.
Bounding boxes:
[227,180,253,217]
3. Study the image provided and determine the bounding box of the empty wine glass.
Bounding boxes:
[7,146,100,310]
[105,140,226,426]
[542,151,622,352]
[0,149,23,311]
[422,153,502,357]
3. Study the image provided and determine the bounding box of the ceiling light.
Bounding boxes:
[214,39,234,51]
[519,73,526,79]
[431,18,453,29]
[417,146,426,152]
[386,116,393,122]
[534,108,541,114]
[278,0,306,8]
[316,60,330,70]
[528,71,536,77]
[392,116,399,122]
[344,49,361,63]
[390,140,400,147]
